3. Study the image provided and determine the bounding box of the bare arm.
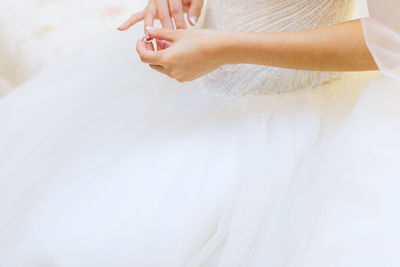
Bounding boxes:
[138,20,378,82]
[225,19,377,71]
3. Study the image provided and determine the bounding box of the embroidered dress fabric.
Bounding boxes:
[201,0,356,95]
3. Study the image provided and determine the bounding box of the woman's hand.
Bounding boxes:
[136,27,232,82]
[118,0,204,31]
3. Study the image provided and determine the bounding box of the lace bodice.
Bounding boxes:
[200,0,356,95]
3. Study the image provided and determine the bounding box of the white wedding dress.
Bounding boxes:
[1,0,400,266]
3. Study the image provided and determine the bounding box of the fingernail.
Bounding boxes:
[118,22,127,29]
[146,26,155,33]
[190,16,197,25]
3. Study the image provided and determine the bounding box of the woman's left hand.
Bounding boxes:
[136,27,232,82]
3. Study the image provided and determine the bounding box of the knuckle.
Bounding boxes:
[175,22,186,29]
[139,55,147,62]
[170,6,181,16]
[167,72,177,79]
[170,70,183,80]
[158,12,169,21]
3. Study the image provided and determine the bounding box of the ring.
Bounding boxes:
[142,34,152,44]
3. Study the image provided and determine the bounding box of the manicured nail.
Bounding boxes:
[190,16,197,25]
[118,22,127,29]
[146,26,155,33]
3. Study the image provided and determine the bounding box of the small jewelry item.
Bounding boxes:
[142,33,152,44]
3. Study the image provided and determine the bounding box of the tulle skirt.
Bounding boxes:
[0,28,399,267]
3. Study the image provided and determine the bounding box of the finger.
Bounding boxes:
[144,3,157,30]
[156,39,167,50]
[146,27,178,42]
[188,0,203,26]
[136,40,161,64]
[145,41,155,51]
[118,10,145,31]
[155,0,174,29]
[150,64,169,74]
[182,0,191,13]
[168,0,186,29]
[156,39,173,50]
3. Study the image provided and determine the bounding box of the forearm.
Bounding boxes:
[221,19,378,71]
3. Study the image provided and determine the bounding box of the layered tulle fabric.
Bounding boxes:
[358,0,400,79]
[1,0,400,266]
[0,0,143,96]
[0,26,391,266]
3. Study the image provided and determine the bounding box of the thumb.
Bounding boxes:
[188,0,204,26]
[146,27,178,42]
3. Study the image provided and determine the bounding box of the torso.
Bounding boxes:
[200,0,356,96]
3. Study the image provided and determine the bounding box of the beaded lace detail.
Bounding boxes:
[200,0,356,96]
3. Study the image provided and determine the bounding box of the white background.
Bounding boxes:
[0,0,147,96]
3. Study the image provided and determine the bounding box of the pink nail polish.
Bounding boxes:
[190,16,197,25]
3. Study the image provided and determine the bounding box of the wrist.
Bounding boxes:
[213,31,243,66]
[218,31,275,66]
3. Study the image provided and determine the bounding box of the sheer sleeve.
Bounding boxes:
[358,0,400,80]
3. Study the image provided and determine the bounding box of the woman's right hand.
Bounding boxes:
[118,0,204,31]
